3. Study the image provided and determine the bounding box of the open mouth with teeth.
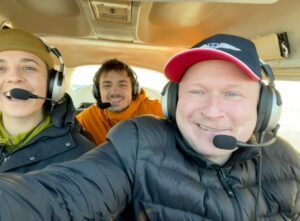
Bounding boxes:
[5,91,13,100]
[108,95,123,104]
[4,91,23,101]
[197,123,226,133]
[110,98,122,103]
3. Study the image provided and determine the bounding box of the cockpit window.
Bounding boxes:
[276,80,300,151]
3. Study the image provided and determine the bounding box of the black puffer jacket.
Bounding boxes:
[0,93,95,173]
[0,116,299,220]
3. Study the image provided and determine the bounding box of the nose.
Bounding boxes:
[111,85,121,93]
[201,94,225,119]
[6,68,25,83]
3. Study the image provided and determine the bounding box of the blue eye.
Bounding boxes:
[225,91,241,100]
[227,92,238,96]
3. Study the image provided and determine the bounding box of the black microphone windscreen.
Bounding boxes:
[98,102,112,109]
[10,88,33,100]
[213,135,238,150]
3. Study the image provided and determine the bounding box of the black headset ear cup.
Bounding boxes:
[161,82,178,122]
[132,79,140,99]
[92,75,100,101]
[92,84,100,100]
[47,69,65,102]
[255,83,282,133]
[130,68,140,100]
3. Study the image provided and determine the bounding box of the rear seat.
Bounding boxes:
[75,102,93,115]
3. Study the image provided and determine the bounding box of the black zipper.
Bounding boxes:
[217,168,242,220]
[218,169,234,198]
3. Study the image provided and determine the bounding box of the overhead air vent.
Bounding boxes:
[90,0,132,24]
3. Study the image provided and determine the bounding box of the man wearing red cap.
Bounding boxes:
[0,34,299,221]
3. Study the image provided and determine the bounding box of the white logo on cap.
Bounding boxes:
[200,43,241,51]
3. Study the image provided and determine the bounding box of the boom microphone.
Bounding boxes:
[213,135,237,150]
[97,102,112,109]
[213,134,277,150]
[9,88,56,103]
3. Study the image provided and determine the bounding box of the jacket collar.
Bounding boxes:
[175,128,259,169]
[50,93,75,128]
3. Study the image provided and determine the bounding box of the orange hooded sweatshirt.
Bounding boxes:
[76,89,163,145]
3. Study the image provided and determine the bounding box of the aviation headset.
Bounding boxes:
[45,45,66,103]
[161,61,282,133]
[92,59,140,105]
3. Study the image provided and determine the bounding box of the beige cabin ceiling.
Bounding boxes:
[0,0,299,79]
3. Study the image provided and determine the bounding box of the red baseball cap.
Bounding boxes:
[164,34,262,83]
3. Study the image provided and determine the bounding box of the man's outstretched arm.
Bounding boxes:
[0,143,134,221]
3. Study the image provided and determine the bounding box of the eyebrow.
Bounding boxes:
[117,80,129,84]
[101,80,112,84]
[0,58,41,66]
[101,79,129,84]
[20,58,41,66]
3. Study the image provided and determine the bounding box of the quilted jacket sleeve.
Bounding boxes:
[0,119,140,221]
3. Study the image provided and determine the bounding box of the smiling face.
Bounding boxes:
[99,70,133,112]
[175,60,260,165]
[0,50,48,130]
